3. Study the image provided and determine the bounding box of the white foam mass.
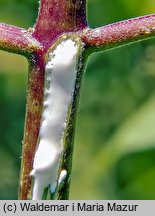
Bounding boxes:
[30,38,79,200]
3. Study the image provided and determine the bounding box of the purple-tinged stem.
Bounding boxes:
[81,14,155,51]
[33,0,87,50]
[0,23,42,55]
[19,0,87,200]
[19,52,45,200]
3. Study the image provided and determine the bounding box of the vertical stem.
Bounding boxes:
[56,47,87,200]
[33,0,87,49]
[19,53,45,200]
[19,0,87,200]
[56,80,83,200]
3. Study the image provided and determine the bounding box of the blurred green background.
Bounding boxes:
[0,0,155,199]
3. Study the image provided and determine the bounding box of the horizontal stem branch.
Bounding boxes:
[0,23,42,55]
[80,14,155,52]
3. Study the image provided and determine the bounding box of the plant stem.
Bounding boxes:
[19,0,87,200]
[55,42,86,200]
[33,0,87,50]
[19,53,45,199]
[0,23,41,55]
[81,14,155,52]
[1,0,155,200]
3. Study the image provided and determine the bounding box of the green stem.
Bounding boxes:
[56,48,86,200]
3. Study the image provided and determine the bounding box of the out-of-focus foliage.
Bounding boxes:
[0,0,37,27]
[0,0,155,199]
[0,0,32,199]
